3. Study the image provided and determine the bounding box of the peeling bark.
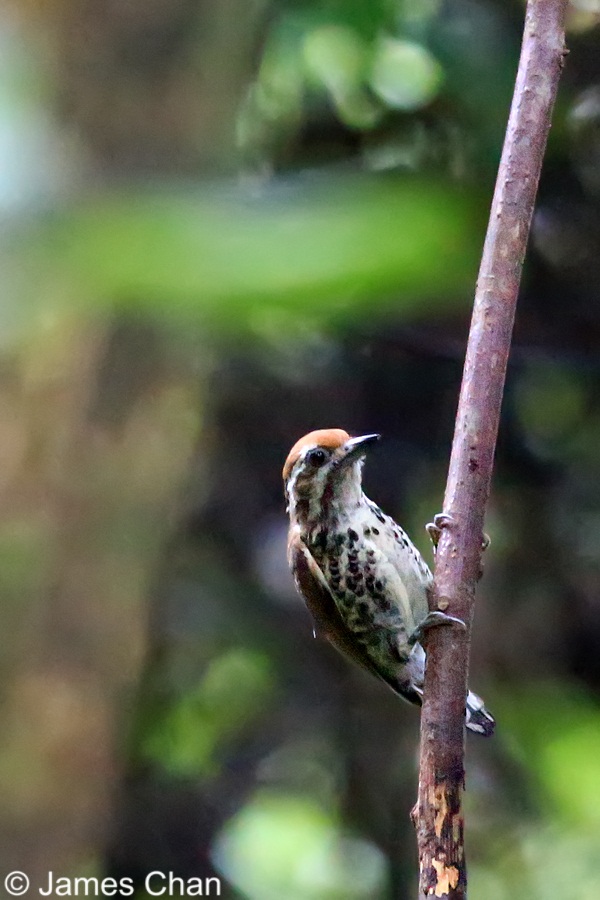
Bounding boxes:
[414,1,568,896]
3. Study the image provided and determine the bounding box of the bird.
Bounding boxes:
[283,428,495,736]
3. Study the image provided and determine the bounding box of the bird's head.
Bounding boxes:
[283,428,380,529]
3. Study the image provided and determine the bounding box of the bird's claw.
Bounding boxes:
[408,610,467,646]
[426,513,454,550]
[426,513,490,553]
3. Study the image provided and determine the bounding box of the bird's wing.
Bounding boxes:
[362,525,431,637]
[288,529,410,690]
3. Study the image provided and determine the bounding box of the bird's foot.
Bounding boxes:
[425,512,454,550]
[477,532,491,581]
[426,513,490,553]
[408,610,466,647]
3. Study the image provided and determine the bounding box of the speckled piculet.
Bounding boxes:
[283,428,495,736]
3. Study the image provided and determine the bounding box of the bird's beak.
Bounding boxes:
[340,433,380,465]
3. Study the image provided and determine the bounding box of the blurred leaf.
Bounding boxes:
[469,683,600,899]
[20,174,482,331]
[302,25,383,128]
[213,790,388,900]
[471,823,600,900]
[370,38,443,111]
[303,25,369,95]
[332,88,382,129]
[496,682,600,824]
[543,721,600,826]
[142,649,274,777]
[257,26,305,120]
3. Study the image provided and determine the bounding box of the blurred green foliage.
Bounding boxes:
[142,650,274,778]
[215,792,388,900]
[19,176,481,331]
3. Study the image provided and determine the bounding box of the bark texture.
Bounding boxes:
[415,2,568,896]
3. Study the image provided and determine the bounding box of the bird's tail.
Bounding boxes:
[466,690,495,736]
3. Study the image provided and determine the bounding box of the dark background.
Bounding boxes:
[1,1,600,897]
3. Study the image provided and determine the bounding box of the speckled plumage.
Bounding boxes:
[284,428,495,736]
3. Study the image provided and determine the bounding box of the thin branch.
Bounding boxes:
[414,2,568,897]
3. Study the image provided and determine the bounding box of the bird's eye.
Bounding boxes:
[306,448,329,467]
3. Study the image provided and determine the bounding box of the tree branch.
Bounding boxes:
[414,2,568,897]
